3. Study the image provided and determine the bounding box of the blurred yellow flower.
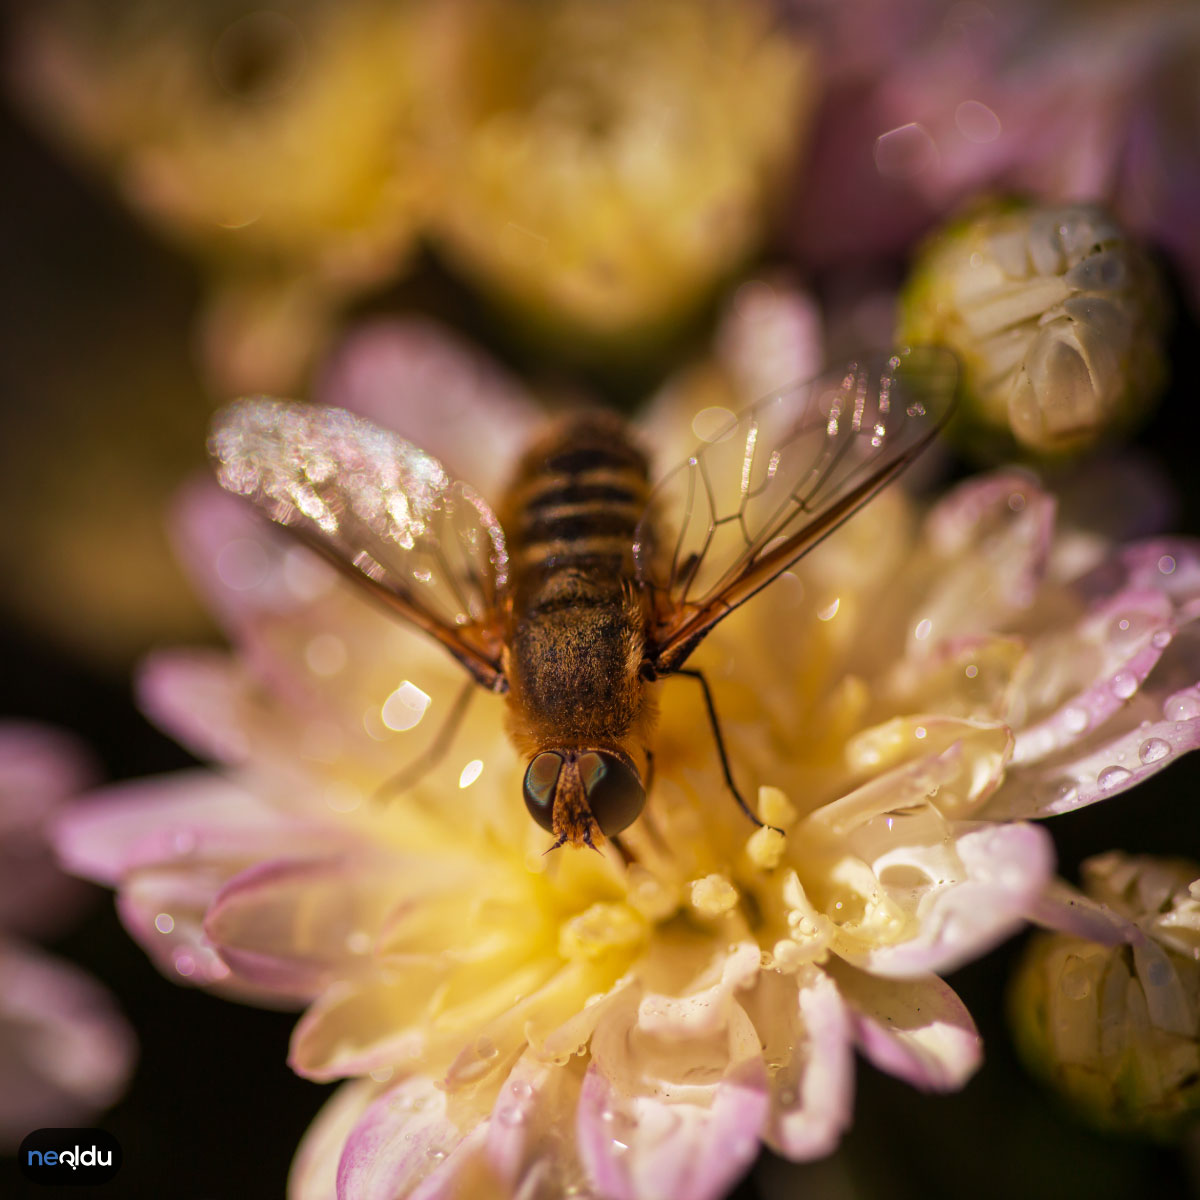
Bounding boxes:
[1012,853,1200,1136]
[898,201,1166,459]
[13,0,433,392]
[426,0,815,353]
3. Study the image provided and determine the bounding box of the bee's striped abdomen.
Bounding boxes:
[505,415,651,590]
[500,412,654,744]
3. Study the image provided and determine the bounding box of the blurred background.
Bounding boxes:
[1,0,1199,1196]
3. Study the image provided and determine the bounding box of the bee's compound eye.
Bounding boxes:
[577,752,645,837]
[523,752,563,832]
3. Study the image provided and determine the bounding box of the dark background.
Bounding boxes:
[2,14,1200,1200]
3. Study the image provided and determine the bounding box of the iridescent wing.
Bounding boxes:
[635,348,959,672]
[210,398,508,690]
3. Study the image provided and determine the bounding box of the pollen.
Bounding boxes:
[558,902,646,961]
[747,825,786,870]
[689,873,739,917]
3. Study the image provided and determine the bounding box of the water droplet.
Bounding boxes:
[1158,555,1176,575]
[964,663,979,679]
[497,1106,526,1126]
[1152,630,1173,649]
[426,1149,446,1163]
[369,1066,394,1083]
[170,829,198,856]
[345,930,372,955]
[1138,737,1171,765]
[154,913,175,935]
[474,1037,498,1060]
[1164,688,1200,721]
[1111,672,1138,701]
[458,759,484,789]
[1063,706,1089,734]
[914,618,932,641]
[381,681,432,732]
[1097,765,1132,790]
[1060,957,1092,1000]
[1054,779,1079,806]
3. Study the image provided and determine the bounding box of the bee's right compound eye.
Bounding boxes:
[523,752,563,832]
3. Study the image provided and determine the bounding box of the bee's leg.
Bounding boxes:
[373,678,475,800]
[673,668,783,834]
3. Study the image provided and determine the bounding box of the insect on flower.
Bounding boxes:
[209,348,957,849]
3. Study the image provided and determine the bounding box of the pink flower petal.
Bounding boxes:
[137,649,252,766]
[54,771,342,884]
[856,821,1055,977]
[1011,589,1175,767]
[1027,878,1136,945]
[289,1079,381,1200]
[829,961,981,1091]
[0,938,135,1148]
[289,972,439,1082]
[760,970,855,1160]
[0,722,95,938]
[580,996,769,1200]
[577,1048,768,1200]
[920,472,1056,630]
[205,852,415,994]
[317,317,541,498]
[485,1053,587,1195]
[336,1076,485,1200]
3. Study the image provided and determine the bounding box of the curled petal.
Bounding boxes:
[829,961,981,1091]
[852,821,1055,977]
[290,1079,382,1200]
[761,969,855,1160]
[54,771,346,884]
[205,853,416,995]
[336,1076,487,1200]
[577,1025,768,1200]
[920,472,1056,631]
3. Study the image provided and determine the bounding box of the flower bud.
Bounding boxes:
[1010,853,1200,1135]
[899,202,1165,457]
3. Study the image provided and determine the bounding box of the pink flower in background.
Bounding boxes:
[0,723,135,1147]
[53,313,1200,1197]
[791,0,1200,311]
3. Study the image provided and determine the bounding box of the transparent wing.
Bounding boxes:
[210,398,508,689]
[635,348,958,670]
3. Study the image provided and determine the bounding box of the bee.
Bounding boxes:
[209,348,957,849]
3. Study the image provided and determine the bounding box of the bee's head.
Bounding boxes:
[522,748,645,849]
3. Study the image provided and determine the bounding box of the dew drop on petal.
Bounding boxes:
[369,1066,394,1083]
[381,682,432,732]
[1111,672,1138,701]
[174,951,196,977]
[1060,956,1092,1000]
[1164,688,1200,721]
[1063,706,1090,734]
[1152,630,1173,649]
[1097,765,1132,790]
[1158,555,1176,575]
[154,913,175,934]
[458,759,484,789]
[1138,738,1171,765]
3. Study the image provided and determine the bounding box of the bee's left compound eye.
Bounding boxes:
[577,752,645,837]
[523,752,563,832]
